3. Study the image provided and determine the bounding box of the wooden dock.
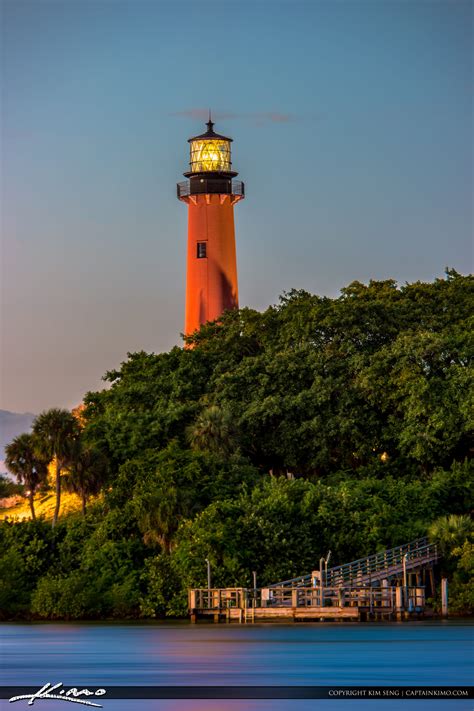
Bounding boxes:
[188,537,438,623]
[189,585,428,623]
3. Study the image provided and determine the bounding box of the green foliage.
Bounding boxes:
[171,473,462,592]
[33,408,79,464]
[0,521,56,617]
[139,554,187,618]
[32,574,89,619]
[428,512,474,613]
[428,514,473,557]
[25,509,145,619]
[1,274,473,618]
[449,541,474,612]
[33,408,80,527]
[0,474,22,498]
[187,405,239,456]
[120,443,259,551]
[5,433,49,520]
[64,441,109,515]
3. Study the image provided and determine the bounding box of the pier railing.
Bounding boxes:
[326,539,437,587]
[270,537,438,589]
[189,585,426,613]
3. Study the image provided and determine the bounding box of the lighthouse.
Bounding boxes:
[177,118,245,337]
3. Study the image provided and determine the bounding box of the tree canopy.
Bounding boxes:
[1,272,472,619]
[84,271,473,479]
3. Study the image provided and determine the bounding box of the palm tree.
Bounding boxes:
[428,515,473,557]
[64,439,108,515]
[33,408,79,527]
[187,405,238,456]
[134,485,178,552]
[5,433,49,521]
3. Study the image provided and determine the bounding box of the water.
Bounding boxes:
[1,621,472,710]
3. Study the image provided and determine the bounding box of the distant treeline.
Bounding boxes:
[1,270,473,619]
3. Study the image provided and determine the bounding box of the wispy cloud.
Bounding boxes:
[172,108,305,126]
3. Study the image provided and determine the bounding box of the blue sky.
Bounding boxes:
[1,0,472,412]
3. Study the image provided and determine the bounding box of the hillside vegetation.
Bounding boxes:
[1,271,472,619]
[0,488,86,521]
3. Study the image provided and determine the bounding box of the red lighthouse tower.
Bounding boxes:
[177,118,245,337]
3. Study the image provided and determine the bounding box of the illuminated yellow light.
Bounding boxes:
[190,139,231,172]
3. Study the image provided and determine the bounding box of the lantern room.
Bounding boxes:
[187,119,233,174]
[177,118,244,199]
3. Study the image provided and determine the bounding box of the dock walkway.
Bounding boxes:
[270,537,438,590]
[188,538,438,623]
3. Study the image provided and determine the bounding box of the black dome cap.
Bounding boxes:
[188,119,233,143]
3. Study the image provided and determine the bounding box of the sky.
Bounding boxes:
[1,0,472,414]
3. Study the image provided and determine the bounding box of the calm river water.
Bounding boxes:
[1,621,472,710]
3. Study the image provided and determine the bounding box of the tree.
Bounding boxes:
[428,514,473,557]
[5,433,49,521]
[0,520,56,617]
[0,474,22,498]
[64,439,108,515]
[130,445,213,552]
[187,405,238,456]
[126,443,258,552]
[33,409,79,527]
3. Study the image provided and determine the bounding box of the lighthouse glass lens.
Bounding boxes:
[190,139,231,172]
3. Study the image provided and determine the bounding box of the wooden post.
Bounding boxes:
[415,587,425,611]
[338,588,345,608]
[395,586,403,620]
[402,554,408,609]
[429,566,436,597]
[291,588,298,608]
[441,578,448,617]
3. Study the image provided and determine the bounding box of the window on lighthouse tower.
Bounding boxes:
[197,242,207,259]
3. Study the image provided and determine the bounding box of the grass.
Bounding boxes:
[0,489,85,522]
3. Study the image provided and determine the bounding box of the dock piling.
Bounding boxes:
[441,578,448,617]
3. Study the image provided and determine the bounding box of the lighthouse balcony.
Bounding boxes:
[177,178,245,199]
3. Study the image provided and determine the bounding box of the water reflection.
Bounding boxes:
[1,621,472,711]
